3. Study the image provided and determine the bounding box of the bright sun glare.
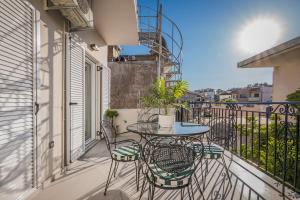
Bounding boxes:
[238,18,281,54]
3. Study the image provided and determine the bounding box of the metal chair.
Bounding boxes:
[139,137,205,200]
[100,120,141,195]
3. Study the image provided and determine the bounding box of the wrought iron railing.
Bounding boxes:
[176,101,300,197]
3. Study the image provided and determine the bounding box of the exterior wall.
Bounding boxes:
[273,64,300,101]
[29,0,65,186]
[28,0,108,188]
[109,60,157,109]
[114,109,139,133]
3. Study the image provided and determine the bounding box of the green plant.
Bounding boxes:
[238,115,299,189]
[141,78,189,115]
[223,99,237,103]
[287,88,300,101]
[105,109,119,125]
[287,88,300,115]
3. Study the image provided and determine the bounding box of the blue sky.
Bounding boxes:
[123,0,300,90]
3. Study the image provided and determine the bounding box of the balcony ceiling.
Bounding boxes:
[93,0,139,45]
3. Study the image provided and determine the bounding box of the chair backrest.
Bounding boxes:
[147,114,159,123]
[137,108,159,123]
[100,120,116,154]
[142,137,203,176]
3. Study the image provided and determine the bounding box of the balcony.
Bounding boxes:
[30,102,300,200]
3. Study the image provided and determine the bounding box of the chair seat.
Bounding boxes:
[192,144,224,159]
[147,163,193,188]
[111,145,140,161]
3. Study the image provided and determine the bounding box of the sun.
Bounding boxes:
[238,17,281,54]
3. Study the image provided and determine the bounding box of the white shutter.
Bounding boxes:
[0,0,35,199]
[102,66,111,118]
[69,38,85,161]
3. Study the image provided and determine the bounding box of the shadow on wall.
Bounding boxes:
[0,1,65,198]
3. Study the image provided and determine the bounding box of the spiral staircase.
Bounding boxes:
[138,5,183,85]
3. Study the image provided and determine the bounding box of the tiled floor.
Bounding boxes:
[30,134,297,200]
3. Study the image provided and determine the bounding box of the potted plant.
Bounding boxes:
[105,109,119,127]
[141,78,189,128]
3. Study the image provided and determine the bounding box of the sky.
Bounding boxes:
[122,0,300,90]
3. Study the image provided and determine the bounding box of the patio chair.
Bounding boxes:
[100,120,141,195]
[139,137,205,200]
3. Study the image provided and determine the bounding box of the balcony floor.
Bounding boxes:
[30,133,297,200]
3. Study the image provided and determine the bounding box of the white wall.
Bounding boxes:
[114,109,139,133]
[273,64,300,101]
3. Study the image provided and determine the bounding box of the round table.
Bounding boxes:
[126,122,210,137]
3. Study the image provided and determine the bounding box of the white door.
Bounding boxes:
[102,66,111,119]
[0,0,36,199]
[84,58,96,145]
[69,38,85,161]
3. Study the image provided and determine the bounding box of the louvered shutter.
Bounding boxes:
[69,38,85,161]
[0,0,36,199]
[102,66,111,118]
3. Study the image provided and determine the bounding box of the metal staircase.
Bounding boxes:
[138,4,183,85]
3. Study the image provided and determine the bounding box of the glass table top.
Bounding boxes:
[127,122,210,137]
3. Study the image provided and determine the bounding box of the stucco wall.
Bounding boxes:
[272,60,300,101]
[29,0,108,187]
[109,60,157,109]
[114,109,139,133]
[29,0,65,186]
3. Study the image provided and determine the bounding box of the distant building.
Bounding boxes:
[238,36,300,101]
[232,86,272,102]
[181,91,203,102]
[194,88,215,102]
[219,92,232,101]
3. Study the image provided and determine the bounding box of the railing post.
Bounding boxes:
[282,104,289,196]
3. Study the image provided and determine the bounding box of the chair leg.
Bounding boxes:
[180,188,185,200]
[148,184,151,200]
[148,184,155,200]
[187,184,192,200]
[221,155,232,186]
[190,184,195,200]
[200,158,206,191]
[134,160,140,191]
[194,174,205,200]
[104,160,115,195]
[113,161,119,177]
[151,185,155,200]
[139,175,147,200]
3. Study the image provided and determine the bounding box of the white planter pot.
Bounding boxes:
[158,115,175,128]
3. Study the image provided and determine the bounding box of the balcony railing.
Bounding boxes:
[176,101,300,196]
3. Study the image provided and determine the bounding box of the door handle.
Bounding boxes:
[69,102,78,105]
